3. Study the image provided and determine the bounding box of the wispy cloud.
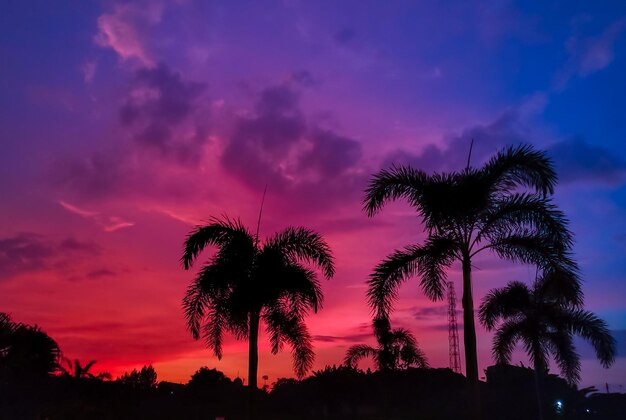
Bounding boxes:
[0,233,100,280]
[556,18,626,89]
[81,60,97,84]
[59,200,135,232]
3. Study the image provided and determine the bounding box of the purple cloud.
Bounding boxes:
[382,111,527,173]
[413,305,449,320]
[0,233,100,280]
[313,333,373,344]
[87,269,117,280]
[548,138,626,185]
[120,64,207,165]
[221,83,367,212]
[56,65,209,202]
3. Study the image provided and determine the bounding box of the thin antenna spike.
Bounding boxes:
[255,184,268,247]
[466,138,474,170]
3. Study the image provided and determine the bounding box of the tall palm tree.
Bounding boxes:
[363,144,577,389]
[479,272,615,419]
[345,317,428,370]
[181,217,334,392]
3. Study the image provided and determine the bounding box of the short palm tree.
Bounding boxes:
[363,144,577,388]
[59,358,98,379]
[182,217,334,391]
[0,313,61,378]
[344,317,428,370]
[479,271,615,418]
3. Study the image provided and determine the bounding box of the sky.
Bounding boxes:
[1,0,625,390]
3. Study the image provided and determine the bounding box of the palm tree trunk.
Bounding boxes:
[248,309,260,420]
[462,255,481,419]
[461,256,479,382]
[248,309,260,390]
[533,358,544,420]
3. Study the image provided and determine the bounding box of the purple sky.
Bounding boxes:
[1,0,625,390]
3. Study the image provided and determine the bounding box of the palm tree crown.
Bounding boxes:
[363,144,578,385]
[0,313,61,378]
[181,216,335,389]
[344,317,428,371]
[59,358,100,379]
[479,271,615,385]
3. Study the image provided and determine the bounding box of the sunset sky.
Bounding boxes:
[1,0,625,390]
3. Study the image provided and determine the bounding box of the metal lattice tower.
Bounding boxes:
[447,281,462,374]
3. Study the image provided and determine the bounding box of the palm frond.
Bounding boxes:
[492,319,523,365]
[390,327,429,368]
[417,236,459,300]
[368,237,457,317]
[368,246,421,318]
[481,144,557,196]
[479,281,531,330]
[398,340,429,368]
[201,304,229,359]
[363,165,430,217]
[488,232,579,278]
[537,268,583,307]
[477,193,572,249]
[286,317,315,379]
[182,276,213,339]
[181,217,253,269]
[82,360,97,377]
[344,344,377,368]
[264,227,335,278]
[547,331,581,384]
[257,251,323,313]
[263,303,289,354]
[524,334,550,373]
[262,302,315,378]
[564,309,616,368]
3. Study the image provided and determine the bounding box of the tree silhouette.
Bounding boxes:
[363,144,577,393]
[344,317,428,370]
[118,365,157,390]
[479,271,615,419]
[181,216,334,393]
[0,313,61,379]
[59,358,109,380]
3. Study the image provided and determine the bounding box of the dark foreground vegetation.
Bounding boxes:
[1,365,624,420]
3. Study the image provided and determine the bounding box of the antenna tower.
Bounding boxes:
[447,281,462,374]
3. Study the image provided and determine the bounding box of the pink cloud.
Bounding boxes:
[59,200,135,232]
[94,2,164,66]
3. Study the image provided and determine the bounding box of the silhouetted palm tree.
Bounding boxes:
[182,217,335,392]
[0,313,61,378]
[479,272,615,419]
[363,145,577,391]
[59,358,104,379]
[345,317,428,370]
